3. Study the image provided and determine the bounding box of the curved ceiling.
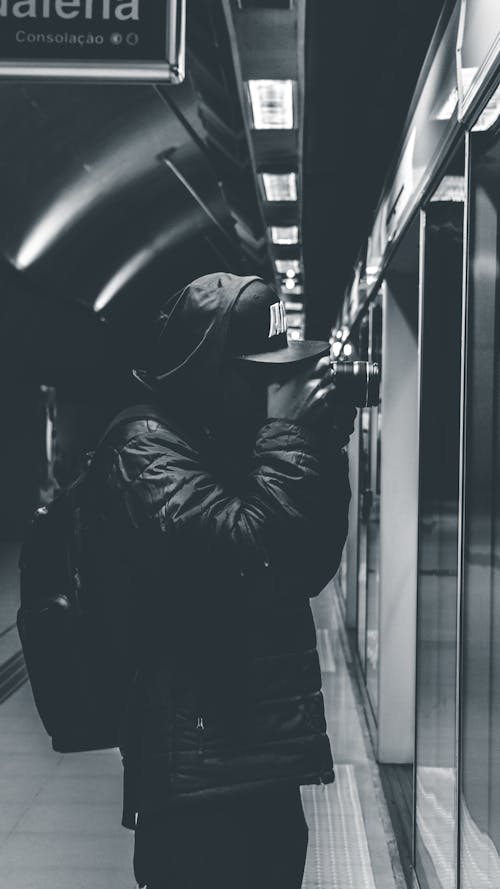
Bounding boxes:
[0,0,446,390]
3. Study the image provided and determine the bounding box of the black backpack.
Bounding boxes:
[17,404,169,754]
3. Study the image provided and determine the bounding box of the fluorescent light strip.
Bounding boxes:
[473,82,500,132]
[462,67,478,95]
[270,225,299,244]
[276,259,300,275]
[430,175,465,203]
[261,172,297,201]
[435,87,458,121]
[248,80,295,129]
[287,313,304,328]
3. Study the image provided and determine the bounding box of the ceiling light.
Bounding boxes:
[247,80,295,129]
[289,328,304,341]
[430,175,465,203]
[331,341,342,358]
[435,88,458,121]
[343,343,353,357]
[238,1,292,8]
[287,313,304,328]
[461,67,477,95]
[285,278,297,290]
[366,264,381,286]
[473,82,500,131]
[270,225,299,244]
[261,172,297,201]
[94,249,150,312]
[275,259,300,275]
[281,284,303,297]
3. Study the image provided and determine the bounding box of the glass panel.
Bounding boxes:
[415,162,465,889]
[461,128,500,889]
[382,213,420,888]
[366,298,382,712]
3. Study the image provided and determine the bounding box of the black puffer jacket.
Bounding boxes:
[94,410,350,825]
[92,274,351,825]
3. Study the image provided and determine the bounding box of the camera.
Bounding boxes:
[330,361,381,407]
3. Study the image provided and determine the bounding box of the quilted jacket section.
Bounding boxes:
[93,415,350,822]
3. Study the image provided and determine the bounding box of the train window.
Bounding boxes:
[460,124,500,889]
[414,147,465,889]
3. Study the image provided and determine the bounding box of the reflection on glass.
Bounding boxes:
[417,767,456,888]
[461,128,500,889]
[415,193,464,889]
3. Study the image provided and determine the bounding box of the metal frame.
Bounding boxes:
[412,207,426,880]
[452,127,471,889]
[0,0,185,82]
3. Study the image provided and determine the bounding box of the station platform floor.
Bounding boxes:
[0,576,406,889]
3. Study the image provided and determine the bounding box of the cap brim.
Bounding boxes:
[234,339,330,366]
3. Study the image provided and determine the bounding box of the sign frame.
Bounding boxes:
[0,0,185,83]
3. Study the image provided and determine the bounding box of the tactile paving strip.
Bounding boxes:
[302,765,378,889]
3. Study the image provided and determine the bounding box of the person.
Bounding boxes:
[91,273,355,889]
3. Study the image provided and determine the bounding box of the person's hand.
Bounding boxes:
[267,356,357,444]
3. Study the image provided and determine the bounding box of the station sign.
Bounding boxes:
[0,0,185,82]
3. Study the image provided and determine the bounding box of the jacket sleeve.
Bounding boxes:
[110,418,351,597]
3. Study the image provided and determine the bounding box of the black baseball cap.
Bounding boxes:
[230,279,330,366]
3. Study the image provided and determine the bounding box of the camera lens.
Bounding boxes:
[330,361,381,407]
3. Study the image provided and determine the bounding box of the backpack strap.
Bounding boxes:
[80,403,180,491]
[96,403,176,450]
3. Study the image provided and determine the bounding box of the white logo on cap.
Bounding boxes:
[269,301,287,338]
